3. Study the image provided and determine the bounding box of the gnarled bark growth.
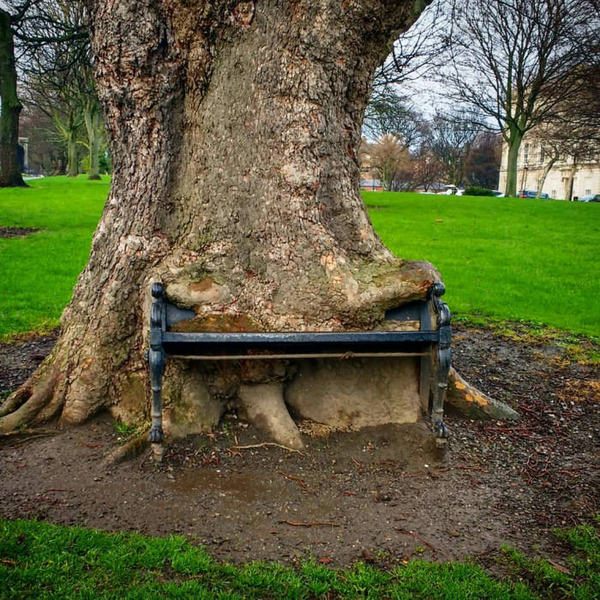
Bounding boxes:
[1,0,441,440]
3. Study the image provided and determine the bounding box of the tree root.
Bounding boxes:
[0,386,30,418]
[447,368,520,420]
[0,367,59,434]
[104,430,150,465]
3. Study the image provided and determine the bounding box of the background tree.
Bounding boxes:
[363,88,423,147]
[0,0,89,184]
[441,0,595,197]
[463,133,501,190]
[18,0,96,178]
[0,1,30,186]
[411,149,445,191]
[424,111,478,187]
[0,0,441,444]
[19,102,67,173]
[369,134,414,191]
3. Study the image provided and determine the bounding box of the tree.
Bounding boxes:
[411,149,445,191]
[369,134,413,191]
[442,0,596,196]
[463,133,501,190]
[363,89,423,147]
[0,2,28,186]
[18,0,97,178]
[424,111,478,187]
[0,0,90,184]
[0,0,442,443]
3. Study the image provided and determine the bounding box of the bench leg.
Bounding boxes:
[148,347,165,445]
[432,343,450,443]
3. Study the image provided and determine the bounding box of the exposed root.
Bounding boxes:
[104,430,150,465]
[0,368,59,434]
[447,368,520,420]
[0,386,30,418]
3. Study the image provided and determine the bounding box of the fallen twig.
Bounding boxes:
[454,465,486,472]
[394,528,437,553]
[0,558,16,566]
[77,440,103,449]
[278,520,340,528]
[228,443,304,454]
[2,433,56,447]
[44,489,71,493]
[277,470,310,490]
[0,428,56,438]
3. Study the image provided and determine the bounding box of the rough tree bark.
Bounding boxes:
[504,129,523,197]
[1,0,443,442]
[0,8,26,188]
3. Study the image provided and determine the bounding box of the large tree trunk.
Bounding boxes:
[0,9,26,188]
[1,0,439,438]
[504,130,522,197]
[83,98,101,180]
[65,111,79,177]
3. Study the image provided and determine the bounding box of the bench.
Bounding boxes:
[146,281,451,446]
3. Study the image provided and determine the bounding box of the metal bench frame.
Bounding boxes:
[147,281,451,445]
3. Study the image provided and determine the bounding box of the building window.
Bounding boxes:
[523,143,530,165]
[585,189,591,195]
[551,190,556,198]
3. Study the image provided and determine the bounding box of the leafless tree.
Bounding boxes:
[18,1,98,178]
[0,0,88,185]
[374,0,448,89]
[423,111,479,187]
[0,1,32,186]
[368,134,414,191]
[463,133,502,190]
[363,88,424,147]
[441,0,596,196]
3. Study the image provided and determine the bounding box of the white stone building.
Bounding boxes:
[498,137,600,200]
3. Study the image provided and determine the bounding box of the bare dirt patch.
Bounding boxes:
[0,325,598,567]
[0,227,40,239]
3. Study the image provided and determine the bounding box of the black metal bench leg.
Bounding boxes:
[433,344,450,442]
[148,347,165,444]
[431,282,451,443]
[148,282,166,455]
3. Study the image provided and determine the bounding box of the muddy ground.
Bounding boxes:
[0,325,598,567]
[0,227,40,239]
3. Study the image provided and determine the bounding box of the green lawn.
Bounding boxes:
[365,192,600,337]
[1,179,599,338]
[1,518,598,599]
[0,176,109,337]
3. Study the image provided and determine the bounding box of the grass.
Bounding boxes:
[0,176,109,338]
[2,518,598,599]
[1,179,599,338]
[365,192,600,337]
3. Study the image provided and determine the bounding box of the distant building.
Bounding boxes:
[360,178,383,192]
[498,137,600,200]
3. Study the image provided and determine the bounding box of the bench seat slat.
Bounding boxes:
[161,331,439,356]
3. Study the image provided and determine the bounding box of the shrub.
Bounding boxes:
[464,186,496,196]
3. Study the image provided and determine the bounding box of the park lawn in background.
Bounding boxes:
[364,192,600,337]
[2,518,599,599]
[0,176,109,338]
[1,180,599,339]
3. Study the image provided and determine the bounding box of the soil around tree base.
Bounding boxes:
[0,325,598,567]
